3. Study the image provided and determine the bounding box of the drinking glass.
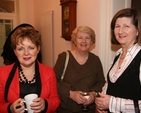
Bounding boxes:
[81,91,89,111]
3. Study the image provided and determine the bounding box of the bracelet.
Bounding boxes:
[95,92,98,97]
[16,105,21,109]
[94,91,100,97]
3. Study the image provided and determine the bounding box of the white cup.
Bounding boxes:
[24,94,38,113]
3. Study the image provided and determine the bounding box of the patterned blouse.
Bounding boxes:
[102,43,141,113]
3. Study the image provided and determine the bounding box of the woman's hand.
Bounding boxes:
[30,97,45,112]
[69,90,87,105]
[95,93,111,110]
[10,98,25,113]
[83,91,95,106]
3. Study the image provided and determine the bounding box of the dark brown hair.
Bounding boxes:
[111,8,141,45]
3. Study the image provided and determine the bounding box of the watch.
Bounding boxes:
[60,0,77,40]
[94,91,100,97]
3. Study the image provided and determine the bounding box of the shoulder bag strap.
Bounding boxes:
[61,51,69,81]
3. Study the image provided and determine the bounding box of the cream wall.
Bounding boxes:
[32,0,102,67]
[33,0,71,66]
[11,0,131,77]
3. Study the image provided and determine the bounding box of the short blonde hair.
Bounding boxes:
[71,26,96,45]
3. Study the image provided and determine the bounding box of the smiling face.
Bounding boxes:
[74,31,92,53]
[114,17,138,48]
[14,37,40,67]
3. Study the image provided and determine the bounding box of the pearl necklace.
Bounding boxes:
[18,66,36,84]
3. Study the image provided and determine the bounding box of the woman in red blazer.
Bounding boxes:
[0,26,60,113]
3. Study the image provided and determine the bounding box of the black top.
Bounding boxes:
[20,82,37,98]
[107,50,141,100]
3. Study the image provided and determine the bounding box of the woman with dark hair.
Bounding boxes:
[95,8,141,113]
[1,23,42,65]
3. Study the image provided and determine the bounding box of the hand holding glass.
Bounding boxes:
[81,92,89,111]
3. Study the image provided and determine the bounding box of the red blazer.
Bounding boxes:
[0,62,60,113]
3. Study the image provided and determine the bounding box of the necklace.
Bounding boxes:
[120,44,135,60]
[74,51,88,64]
[18,66,36,84]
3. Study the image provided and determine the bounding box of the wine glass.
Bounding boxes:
[81,90,89,111]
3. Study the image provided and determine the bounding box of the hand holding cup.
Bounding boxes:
[23,93,38,113]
